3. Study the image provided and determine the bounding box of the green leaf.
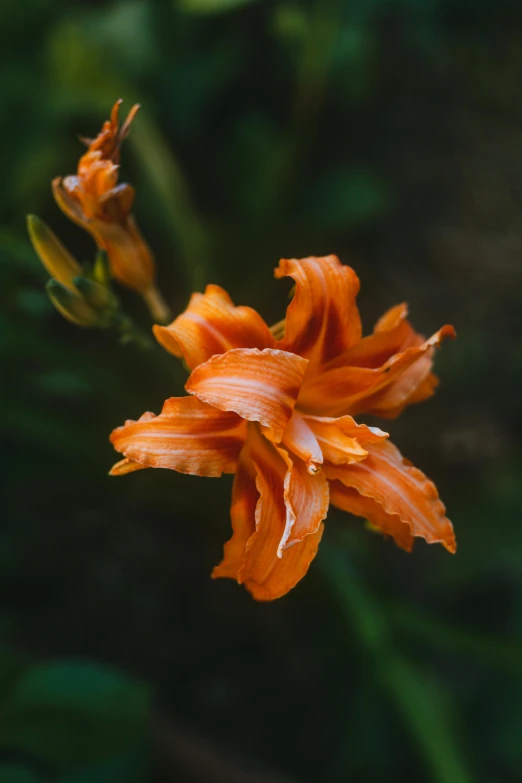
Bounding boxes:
[219,111,284,221]
[59,748,147,783]
[0,765,42,783]
[272,3,309,48]
[390,602,522,676]
[0,648,27,702]
[0,660,149,770]
[300,166,390,231]
[14,289,54,319]
[178,0,262,15]
[35,370,93,399]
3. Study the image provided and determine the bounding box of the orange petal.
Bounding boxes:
[299,324,455,418]
[110,99,122,131]
[99,183,135,221]
[356,327,454,419]
[325,439,456,552]
[53,176,154,294]
[186,348,308,442]
[305,414,388,466]
[407,372,439,405]
[213,424,327,600]
[329,482,414,551]
[281,411,323,474]
[153,284,274,369]
[118,103,141,147]
[211,442,258,581]
[374,302,411,333]
[53,176,117,263]
[337,303,419,369]
[274,255,362,368]
[241,427,326,600]
[80,100,140,163]
[279,447,329,552]
[110,396,246,477]
[98,215,155,293]
[52,177,90,231]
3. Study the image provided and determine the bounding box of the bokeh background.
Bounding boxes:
[2,0,522,781]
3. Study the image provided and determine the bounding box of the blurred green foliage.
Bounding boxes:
[0,650,147,783]
[2,0,522,781]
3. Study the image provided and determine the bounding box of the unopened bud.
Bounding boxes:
[27,215,82,291]
[46,279,100,327]
[73,276,119,314]
[92,249,111,287]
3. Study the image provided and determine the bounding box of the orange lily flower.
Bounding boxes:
[52,100,170,323]
[110,256,456,601]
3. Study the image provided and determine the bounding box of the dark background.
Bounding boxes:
[2,1,522,781]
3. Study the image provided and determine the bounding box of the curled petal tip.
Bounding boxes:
[109,457,145,476]
[438,324,457,342]
[368,426,389,439]
[442,533,457,554]
[274,256,362,367]
[111,99,123,123]
[445,324,457,339]
[424,324,456,349]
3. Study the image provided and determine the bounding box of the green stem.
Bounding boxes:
[289,0,340,166]
[270,0,341,216]
[114,314,180,381]
[114,314,155,351]
[143,284,172,325]
[130,115,212,294]
[319,541,473,783]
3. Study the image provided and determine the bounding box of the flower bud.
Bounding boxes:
[51,101,171,323]
[27,215,82,291]
[73,276,119,315]
[46,280,101,327]
[93,249,111,287]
